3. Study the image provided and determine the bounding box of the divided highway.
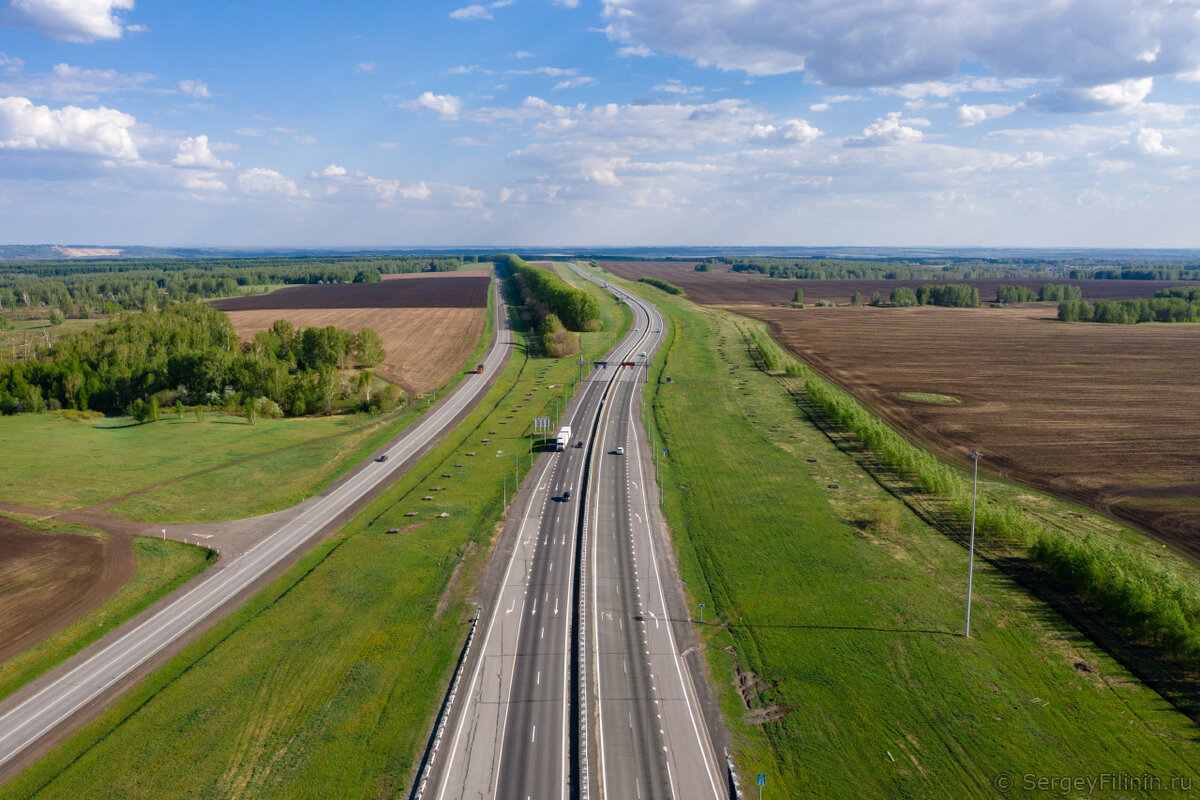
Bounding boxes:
[430,265,724,800]
[0,279,513,780]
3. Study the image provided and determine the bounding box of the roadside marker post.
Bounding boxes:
[699,602,705,623]
[757,772,766,800]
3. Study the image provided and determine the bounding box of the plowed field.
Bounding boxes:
[601,260,1200,305]
[211,271,490,312]
[743,303,1200,557]
[224,307,485,395]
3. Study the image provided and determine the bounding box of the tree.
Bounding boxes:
[358,370,374,404]
[194,405,205,423]
[850,291,862,306]
[790,289,805,308]
[175,400,185,420]
[64,371,84,410]
[149,396,160,422]
[243,397,257,424]
[870,291,882,306]
[354,328,385,367]
[889,287,918,307]
[48,309,64,326]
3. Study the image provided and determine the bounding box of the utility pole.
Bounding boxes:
[964,450,982,638]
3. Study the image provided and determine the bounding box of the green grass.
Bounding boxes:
[1,272,628,800]
[898,391,961,405]
[0,535,213,703]
[0,412,409,520]
[586,266,1200,799]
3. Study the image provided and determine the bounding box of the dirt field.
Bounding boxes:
[211,272,490,312]
[0,517,133,663]
[601,260,1200,306]
[224,307,486,395]
[742,303,1200,558]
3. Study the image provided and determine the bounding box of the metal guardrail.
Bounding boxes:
[726,748,745,799]
[410,613,479,800]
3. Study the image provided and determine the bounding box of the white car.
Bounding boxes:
[616,446,624,455]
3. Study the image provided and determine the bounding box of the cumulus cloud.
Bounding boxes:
[171,134,231,169]
[600,1,1200,87]
[407,91,463,118]
[1024,78,1154,114]
[308,163,433,202]
[237,167,307,198]
[0,95,139,159]
[1135,127,1178,156]
[177,79,211,98]
[3,0,136,43]
[749,119,821,146]
[955,103,1016,126]
[846,112,927,147]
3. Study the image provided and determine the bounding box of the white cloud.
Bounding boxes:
[449,1,510,22]
[3,0,136,43]
[554,77,596,90]
[0,62,155,101]
[1025,78,1154,114]
[655,81,704,95]
[407,91,463,118]
[172,134,231,169]
[749,119,821,146]
[846,112,926,147]
[809,103,830,112]
[355,62,376,74]
[513,50,533,59]
[181,170,226,192]
[0,96,139,159]
[314,163,347,178]
[508,66,580,77]
[177,79,211,98]
[956,103,1016,126]
[553,0,580,7]
[600,1,1200,87]
[237,167,307,198]
[1135,127,1178,156]
[0,53,23,73]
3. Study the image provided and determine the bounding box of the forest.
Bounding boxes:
[0,255,471,317]
[716,256,1200,282]
[0,303,393,417]
[1057,295,1200,323]
[495,255,601,357]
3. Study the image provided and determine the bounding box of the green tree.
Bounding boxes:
[850,291,862,306]
[870,291,882,306]
[243,397,257,424]
[354,328,385,367]
[175,400,185,420]
[791,288,805,308]
[889,287,918,307]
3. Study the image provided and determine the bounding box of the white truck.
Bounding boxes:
[555,426,571,452]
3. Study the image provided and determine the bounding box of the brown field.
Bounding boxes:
[224,307,485,396]
[601,260,1200,306]
[741,303,1200,558]
[211,272,490,312]
[0,517,131,663]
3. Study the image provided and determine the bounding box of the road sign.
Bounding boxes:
[534,416,552,431]
[757,773,766,786]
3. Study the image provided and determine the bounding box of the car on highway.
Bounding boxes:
[616,446,624,455]
[576,441,584,448]
[376,454,388,462]
[562,489,571,502]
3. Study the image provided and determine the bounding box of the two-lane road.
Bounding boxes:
[0,277,513,782]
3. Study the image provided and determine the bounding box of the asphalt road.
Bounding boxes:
[0,279,513,781]
[430,265,724,800]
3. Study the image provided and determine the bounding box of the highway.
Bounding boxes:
[429,264,724,800]
[0,278,513,779]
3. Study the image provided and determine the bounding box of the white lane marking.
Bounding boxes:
[507,600,515,614]
[554,598,559,615]
[532,725,537,743]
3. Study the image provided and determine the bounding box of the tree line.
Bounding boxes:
[705,256,1200,282]
[882,284,980,308]
[995,283,1083,303]
[637,277,684,295]
[1057,297,1200,323]
[495,255,601,357]
[0,303,394,417]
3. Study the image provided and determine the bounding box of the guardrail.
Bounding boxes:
[410,612,479,800]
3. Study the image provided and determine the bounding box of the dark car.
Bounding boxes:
[376,454,388,462]
[562,489,571,501]
[576,441,584,448]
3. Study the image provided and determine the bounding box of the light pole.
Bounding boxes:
[964,450,982,639]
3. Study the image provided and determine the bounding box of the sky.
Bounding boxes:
[1,1,1200,248]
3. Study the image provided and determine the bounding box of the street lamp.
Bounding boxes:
[964,450,982,639]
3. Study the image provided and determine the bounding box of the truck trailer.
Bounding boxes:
[555,426,571,451]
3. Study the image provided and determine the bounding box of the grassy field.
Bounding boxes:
[0,268,627,800]
[0,412,413,522]
[597,268,1200,798]
[0,535,213,702]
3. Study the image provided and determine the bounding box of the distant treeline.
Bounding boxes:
[0,255,473,317]
[995,284,1083,303]
[886,284,980,308]
[1058,295,1200,324]
[495,255,600,357]
[712,256,1200,282]
[637,277,684,295]
[0,303,393,417]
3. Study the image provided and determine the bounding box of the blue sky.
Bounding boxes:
[1,0,1199,247]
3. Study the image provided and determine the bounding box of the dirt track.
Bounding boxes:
[601,260,1200,305]
[0,517,133,664]
[742,303,1200,559]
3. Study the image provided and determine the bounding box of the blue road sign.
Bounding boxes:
[757,773,766,787]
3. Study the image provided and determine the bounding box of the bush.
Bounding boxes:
[638,277,684,295]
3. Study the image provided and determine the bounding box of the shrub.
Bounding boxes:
[639,277,684,295]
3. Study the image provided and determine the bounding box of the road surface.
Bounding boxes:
[0,278,512,781]
[429,265,724,800]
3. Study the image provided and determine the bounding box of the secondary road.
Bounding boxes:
[0,278,513,781]
[430,265,724,800]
